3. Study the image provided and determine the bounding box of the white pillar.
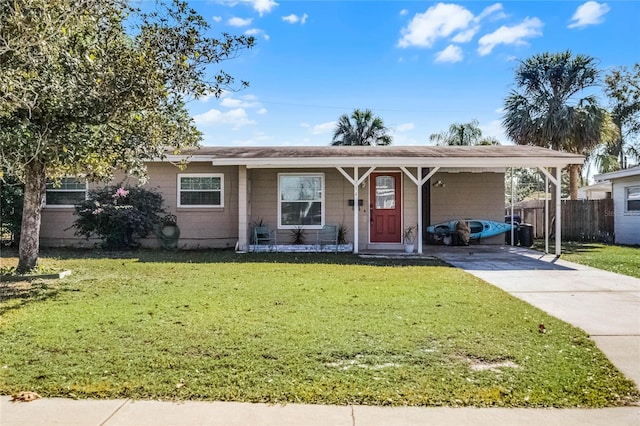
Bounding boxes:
[417,167,423,254]
[237,165,248,252]
[555,167,561,256]
[353,167,359,254]
[545,174,549,254]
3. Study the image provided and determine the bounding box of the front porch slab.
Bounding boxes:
[249,244,353,253]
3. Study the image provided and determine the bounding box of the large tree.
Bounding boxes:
[602,63,640,170]
[331,109,392,146]
[502,51,607,199]
[429,119,500,146]
[0,0,254,272]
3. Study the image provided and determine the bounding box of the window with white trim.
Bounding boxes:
[626,186,640,212]
[178,174,223,207]
[278,173,324,229]
[45,177,87,207]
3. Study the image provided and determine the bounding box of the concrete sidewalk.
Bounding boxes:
[2,246,639,425]
[2,396,639,426]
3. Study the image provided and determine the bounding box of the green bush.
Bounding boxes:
[73,185,165,249]
[0,174,24,246]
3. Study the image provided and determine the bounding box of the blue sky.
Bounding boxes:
[184,0,639,147]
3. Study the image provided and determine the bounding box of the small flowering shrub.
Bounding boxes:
[73,185,166,249]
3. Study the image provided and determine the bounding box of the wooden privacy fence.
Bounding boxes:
[508,199,614,243]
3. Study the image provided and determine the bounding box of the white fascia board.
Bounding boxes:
[208,156,582,169]
[153,154,582,169]
[595,166,640,182]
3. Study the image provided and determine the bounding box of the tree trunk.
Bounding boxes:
[569,164,580,200]
[17,160,46,273]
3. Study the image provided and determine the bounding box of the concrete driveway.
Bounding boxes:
[429,245,640,387]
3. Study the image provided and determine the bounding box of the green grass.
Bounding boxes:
[536,241,640,278]
[0,249,638,407]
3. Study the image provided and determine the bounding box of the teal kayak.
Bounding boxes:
[426,219,515,241]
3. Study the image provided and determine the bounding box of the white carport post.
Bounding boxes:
[400,166,440,254]
[555,166,562,256]
[336,166,375,254]
[237,165,248,252]
[538,166,562,256]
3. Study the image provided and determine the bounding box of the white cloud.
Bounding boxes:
[310,121,336,135]
[476,3,507,22]
[477,17,543,56]
[252,0,278,15]
[568,1,610,28]
[245,28,269,40]
[398,3,474,48]
[399,9,409,16]
[395,122,415,132]
[479,119,508,142]
[213,16,222,23]
[282,13,308,24]
[435,45,463,63]
[452,27,478,43]
[193,108,256,129]
[220,96,260,109]
[228,17,253,27]
[257,108,268,115]
[218,0,278,16]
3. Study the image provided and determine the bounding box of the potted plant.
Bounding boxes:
[403,224,417,253]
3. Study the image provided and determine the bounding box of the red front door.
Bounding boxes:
[370,173,402,243]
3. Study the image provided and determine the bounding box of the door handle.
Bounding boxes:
[370,205,374,224]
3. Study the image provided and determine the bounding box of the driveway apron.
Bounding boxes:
[430,245,640,388]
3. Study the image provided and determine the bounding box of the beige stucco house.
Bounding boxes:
[40,145,583,255]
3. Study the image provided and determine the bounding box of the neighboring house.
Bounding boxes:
[595,166,640,245]
[40,146,583,255]
[577,181,612,200]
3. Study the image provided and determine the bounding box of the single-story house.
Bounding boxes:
[41,146,584,255]
[595,166,640,245]
[577,181,612,200]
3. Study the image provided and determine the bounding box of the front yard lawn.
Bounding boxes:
[536,241,640,278]
[0,249,638,407]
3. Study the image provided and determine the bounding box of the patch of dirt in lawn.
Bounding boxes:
[326,354,403,370]
[463,355,520,373]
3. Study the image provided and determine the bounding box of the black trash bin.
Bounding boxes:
[505,224,520,245]
[518,224,534,248]
[505,215,521,246]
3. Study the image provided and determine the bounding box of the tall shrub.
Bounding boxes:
[74,186,165,249]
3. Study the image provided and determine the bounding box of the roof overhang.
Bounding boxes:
[158,146,584,170]
[595,166,640,182]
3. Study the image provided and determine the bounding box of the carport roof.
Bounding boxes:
[163,145,584,169]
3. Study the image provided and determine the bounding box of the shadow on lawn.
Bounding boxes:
[532,240,605,255]
[2,247,449,268]
[0,280,62,317]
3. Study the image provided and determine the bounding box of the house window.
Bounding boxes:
[278,173,324,229]
[178,174,223,207]
[626,186,640,212]
[45,177,87,207]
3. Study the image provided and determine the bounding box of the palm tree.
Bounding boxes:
[602,64,640,170]
[331,109,392,146]
[429,119,500,146]
[502,51,606,199]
